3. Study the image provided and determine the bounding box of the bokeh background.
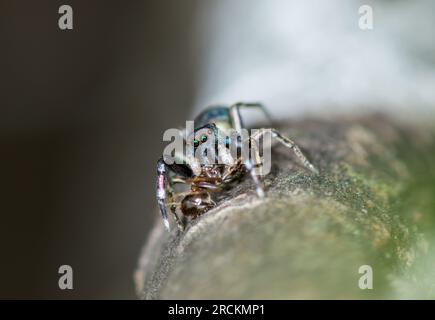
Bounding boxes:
[0,0,198,299]
[1,0,434,298]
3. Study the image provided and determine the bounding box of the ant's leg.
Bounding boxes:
[252,129,319,174]
[156,157,193,231]
[172,177,188,184]
[229,102,273,132]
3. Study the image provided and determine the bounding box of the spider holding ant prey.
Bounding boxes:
[156,102,318,231]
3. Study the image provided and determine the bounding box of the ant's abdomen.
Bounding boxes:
[181,191,215,217]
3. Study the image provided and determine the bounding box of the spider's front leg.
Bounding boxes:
[156,157,193,231]
[245,139,266,198]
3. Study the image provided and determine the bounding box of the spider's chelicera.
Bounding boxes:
[156,102,318,231]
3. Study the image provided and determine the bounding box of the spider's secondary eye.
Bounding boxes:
[200,134,207,143]
[193,139,199,147]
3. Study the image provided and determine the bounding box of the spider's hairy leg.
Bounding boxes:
[180,191,216,217]
[253,129,319,174]
[245,138,265,198]
[156,157,194,231]
[229,102,273,132]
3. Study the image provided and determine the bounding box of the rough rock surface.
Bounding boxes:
[136,115,435,299]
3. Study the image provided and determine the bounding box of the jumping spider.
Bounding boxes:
[156,102,318,231]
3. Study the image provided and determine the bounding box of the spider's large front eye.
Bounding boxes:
[193,139,199,148]
[200,134,207,143]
